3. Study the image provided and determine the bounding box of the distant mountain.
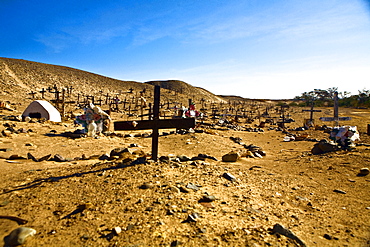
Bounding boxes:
[145,80,225,103]
[0,57,226,109]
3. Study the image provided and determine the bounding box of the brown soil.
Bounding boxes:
[0,105,369,247]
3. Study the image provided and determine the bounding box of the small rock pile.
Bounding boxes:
[222,137,266,162]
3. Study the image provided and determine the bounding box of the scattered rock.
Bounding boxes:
[179,187,190,193]
[139,183,154,189]
[0,200,10,207]
[2,130,12,136]
[177,155,191,162]
[113,226,122,235]
[131,156,147,165]
[53,154,66,162]
[171,240,182,246]
[110,147,130,157]
[323,233,332,240]
[272,223,307,247]
[254,152,263,158]
[4,227,37,246]
[199,195,217,202]
[249,165,262,170]
[186,183,200,191]
[199,202,215,208]
[99,153,110,160]
[358,168,369,176]
[159,156,170,162]
[333,189,346,194]
[222,152,240,162]
[77,202,93,211]
[39,154,52,162]
[169,186,180,193]
[222,172,236,182]
[186,212,200,222]
[311,139,339,155]
[27,153,38,162]
[193,154,218,161]
[166,209,175,215]
[8,155,26,160]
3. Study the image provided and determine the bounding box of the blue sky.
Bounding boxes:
[1,0,369,99]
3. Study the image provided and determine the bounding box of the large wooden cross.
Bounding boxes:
[319,92,351,126]
[114,86,195,161]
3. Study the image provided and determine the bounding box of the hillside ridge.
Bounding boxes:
[0,57,226,108]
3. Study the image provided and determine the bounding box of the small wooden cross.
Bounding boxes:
[39,88,47,99]
[114,86,195,161]
[29,91,37,99]
[277,104,290,128]
[86,96,95,104]
[49,87,62,109]
[96,98,103,106]
[105,93,110,105]
[200,98,205,110]
[302,102,322,127]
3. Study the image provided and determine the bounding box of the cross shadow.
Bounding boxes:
[0,159,145,195]
[44,131,86,139]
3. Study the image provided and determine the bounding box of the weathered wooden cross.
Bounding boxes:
[319,92,351,126]
[60,88,76,117]
[114,86,195,161]
[277,104,290,128]
[302,102,322,127]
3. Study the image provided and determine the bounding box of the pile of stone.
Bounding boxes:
[0,122,33,137]
[222,137,266,162]
[244,127,264,132]
[311,139,339,155]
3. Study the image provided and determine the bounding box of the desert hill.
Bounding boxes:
[0,57,226,110]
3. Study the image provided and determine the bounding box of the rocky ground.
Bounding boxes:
[0,106,369,247]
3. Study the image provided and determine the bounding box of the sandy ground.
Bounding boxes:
[0,106,369,247]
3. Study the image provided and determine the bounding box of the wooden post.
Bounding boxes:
[62,88,66,118]
[151,86,160,161]
[122,97,128,110]
[140,99,144,121]
[334,92,339,126]
[104,93,108,105]
[68,86,73,96]
[148,103,152,120]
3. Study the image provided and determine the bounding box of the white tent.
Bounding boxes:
[22,100,61,122]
